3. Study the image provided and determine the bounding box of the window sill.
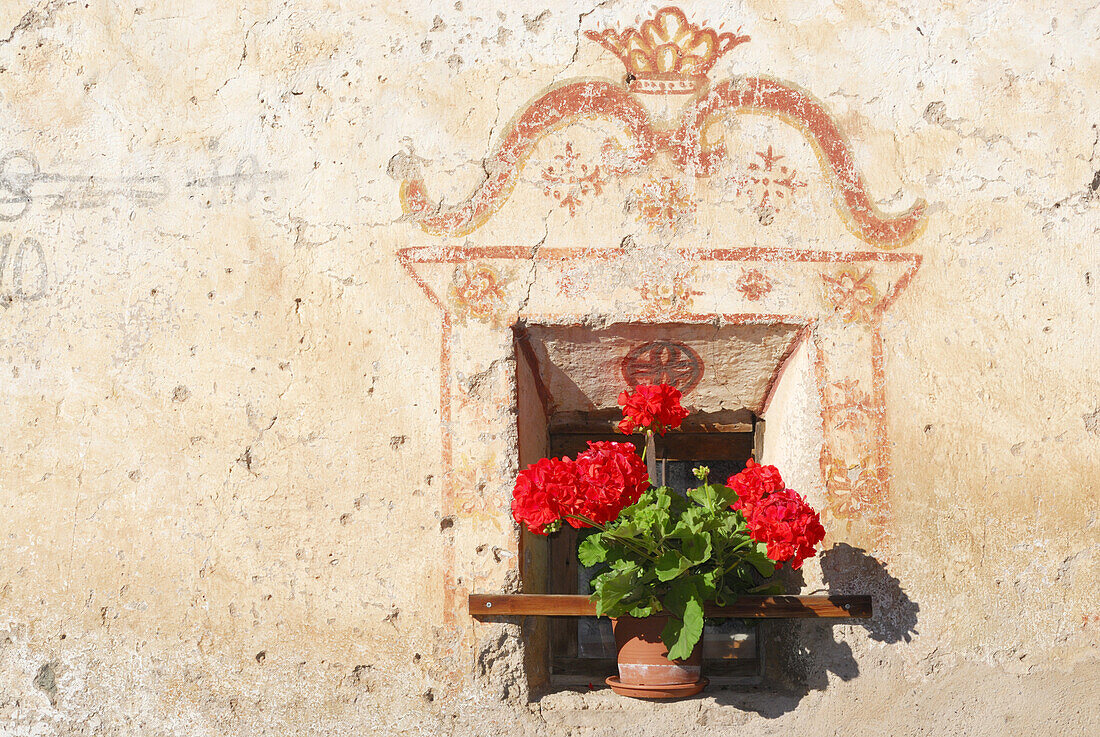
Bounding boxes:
[469,593,871,619]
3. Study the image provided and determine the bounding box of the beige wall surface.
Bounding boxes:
[0,1,1097,735]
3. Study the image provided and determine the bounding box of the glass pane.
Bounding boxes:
[577,532,615,657]
[658,458,747,494]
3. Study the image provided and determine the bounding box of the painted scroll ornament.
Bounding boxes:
[398,6,927,249]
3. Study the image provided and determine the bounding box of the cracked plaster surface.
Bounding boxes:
[0,1,1097,735]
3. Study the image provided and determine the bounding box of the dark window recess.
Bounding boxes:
[546,414,764,684]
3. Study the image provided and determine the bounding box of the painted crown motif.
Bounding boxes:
[585,6,749,93]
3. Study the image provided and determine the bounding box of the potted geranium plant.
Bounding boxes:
[511,382,826,698]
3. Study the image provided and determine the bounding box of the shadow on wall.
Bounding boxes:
[821,543,920,645]
[711,544,919,717]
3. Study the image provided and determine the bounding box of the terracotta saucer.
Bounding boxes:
[605,676,709,699]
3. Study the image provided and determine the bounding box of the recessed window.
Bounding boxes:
[514,320,803,689]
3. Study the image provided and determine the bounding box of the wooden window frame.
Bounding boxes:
[504,328,874,690]
[470,594,872,617]
[469,593,872,685]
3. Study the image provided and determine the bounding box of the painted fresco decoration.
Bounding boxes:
[633,176,697,232]
[736,268,772,301]
[584,6,750,94]
[398,245,921,532]
[735,146,809,225]
[398,6,927,248]
[637,262,699,318]
[399,241,924,684]
[540,142,607,216]
[621,340,704,395]
[449,263,508,325]
[394,7,930,684]
[817,377,886,533]
[822,267,881,325]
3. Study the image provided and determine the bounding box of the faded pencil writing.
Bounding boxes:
[0,150,286,221]
[0,233,48,305]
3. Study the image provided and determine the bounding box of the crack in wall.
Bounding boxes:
[0,0,73,47]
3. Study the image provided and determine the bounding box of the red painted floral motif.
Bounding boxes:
[621,340,704,395]
[822,267,879,324]
[818,448,883,530]
[453,459,506,531]
[736,268,772,300]
[400,77,927,246]
[633,176,696,231]
[450,263,506,322]
[556,266,590,298]
[638,266,700,319]
[816,376,885,532]
[735,146,807,223]
[541,142,606,216]
[822,378,876,435]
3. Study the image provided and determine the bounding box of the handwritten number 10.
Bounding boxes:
[0,234,48,302]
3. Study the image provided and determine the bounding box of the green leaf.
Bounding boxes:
[680,531,712,565]
[662,596,705,661]
[719,511,748,538]
[577,534,609,567]
[612,520,642,539]
[662,575,700,617]
[671,506,707,536]
[609,557,640,573]
[696,569,718,601]
[591,569,638,617]
[709,519,749,560]
[710,483,738,508]
[701,567,721,590]
[632,494,669,535]
[743,542,776,578]
[655,550,692,582]
[627,598,661,618]
[686,483,711,508]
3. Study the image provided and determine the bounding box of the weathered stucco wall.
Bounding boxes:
[0,1,1097,735]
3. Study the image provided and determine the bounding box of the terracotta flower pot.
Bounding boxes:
[608,614,705,697]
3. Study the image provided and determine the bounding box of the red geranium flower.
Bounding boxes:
[574,441,650,525]
[511,456,582,535]
[743,487,825,570]
[726,458,786,518]
[727,459,824,568]
[617,383,689,436]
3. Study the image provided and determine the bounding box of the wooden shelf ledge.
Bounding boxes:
[470,593,871,619]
